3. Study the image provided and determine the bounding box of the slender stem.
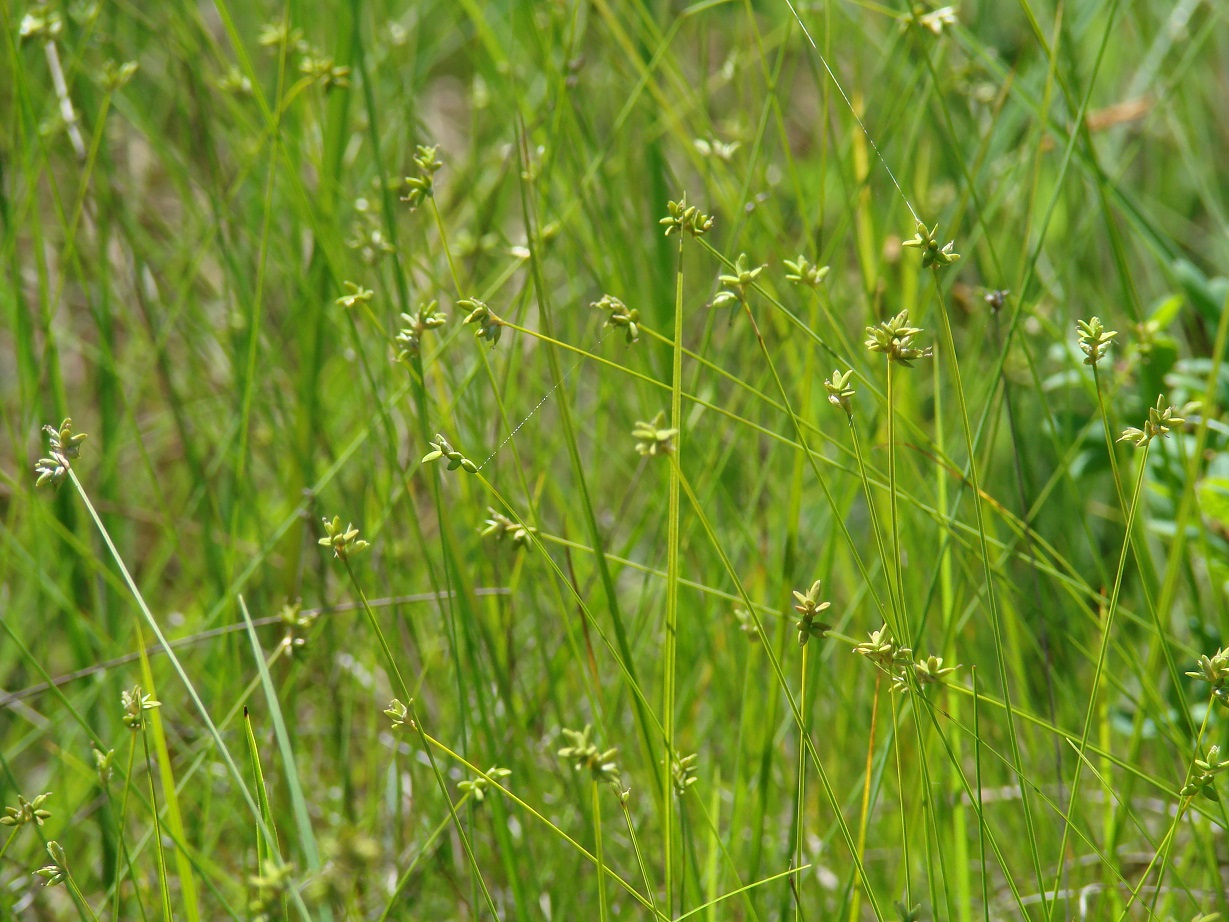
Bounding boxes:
[64,871,101,922]
[594,781,609,922]
[664,232,685,914]
[65,469,308,917]
[886,360,908,640]
[339,559,500,919]
[1051,444,1150,908]
[0,828,17,863]
[112,736,148,922]
[620,793,660,917]
[848,670,882,922]
[1132,697,1215,920]
[794,642,807,922]
[933,274,1048,912]
[849,419,901,639]
[140,725,173,922]
[893,692,911,909]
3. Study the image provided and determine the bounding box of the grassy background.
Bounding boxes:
[3,0,1229,918]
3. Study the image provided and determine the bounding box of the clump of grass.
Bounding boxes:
[5,2,1229,919]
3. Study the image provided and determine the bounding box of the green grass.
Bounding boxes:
[3,0,1229,919]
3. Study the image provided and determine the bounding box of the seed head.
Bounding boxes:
[318,516,370,560]
[902,220,960,269]
[632,412,679,458]
[865,310,933,366]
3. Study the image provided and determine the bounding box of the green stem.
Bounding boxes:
[933,274,1048,912]
[111,736,148,922]
[794,643,807,921]
[1051,444,1151,908]
[893,692,911,909]
[848,671,881,922]
[620,792,660,917]
[0,828,17,863]
[140,725,173,922]
[664,232,685,915]
[595,781,609,922]
[886,360,908,641]
[65,469,309,917]
[1132,697,1215,920]
[849,418,902,640]
[65,871,101,922]
[339,559,500,919]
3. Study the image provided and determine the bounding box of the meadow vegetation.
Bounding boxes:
[3,0,1229,919]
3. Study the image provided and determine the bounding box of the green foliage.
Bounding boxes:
[4,1,1229,919]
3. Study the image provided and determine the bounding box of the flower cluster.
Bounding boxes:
[395,301,448,360]
[853,624,913,671]
[35,418,87,490]
[121,685,161,730]
[299,53,350,90]
[460,298,504,346]
[336,281,374,310]
[19,9,63,43]
[383,698,416,731]
[865,311,933,366]
[783,255,830,288]
[902,220,960,269]
[853,625,961,692]
[659,194,714,238]
[733,606,761,643]
[457,766,511,805]
[591,294,640,344]
[893,654,960,693]
[1181,745,1229,802]
[480,508,537,548]
[792,580,832,647]
[910,4,958,35]
[401,144,443,211]
[256,20,349,91]
[672,753,699,796]
[693,137,740,161]
[318,517,370,561]
[279,601,318,655]
[1,792,52,828]
[824,369,856,420]
[35,841,68,888]
[558,725,620,784]
[422,434,479,474]
[712,253,765,309]
[1187,647,1229,709]
[1118,395,1185,447]
[632,412,679,458]
[1077,316,1117,368]
[248,862,295,922]
[94,747,115,785]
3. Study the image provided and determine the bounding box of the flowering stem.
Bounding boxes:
[620,792,660,917]
[112,737,143,922]
[849,419,902,640]
[1131,698,1215,920]
[65,870,101,922]
[664,231,685,914]
[933,274,1048,909]
[339,559,500,919]
[140,724,173,922]
[0,828,16,864]
[886,359,909,641]
[794,642,808,922]
[594,781,609,922]
[1050,444,1149,910]
[848,670,882,922]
